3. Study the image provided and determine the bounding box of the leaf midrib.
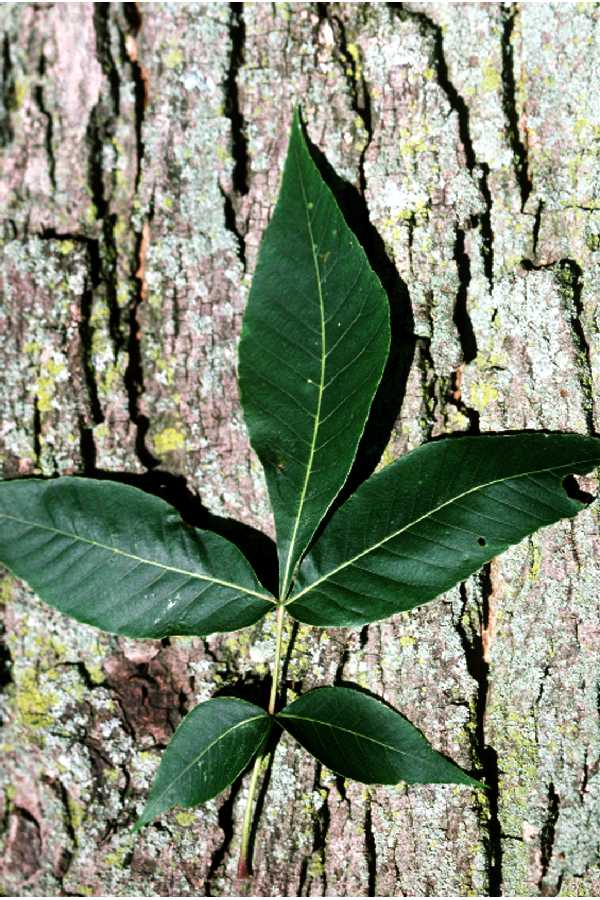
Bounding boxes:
[143,712,269,818]
[0,512,275,604]
[279,143,327,598]
[287,456,596,604]
[278,712,410,757]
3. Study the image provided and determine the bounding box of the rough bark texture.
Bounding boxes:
[1,2,600,896]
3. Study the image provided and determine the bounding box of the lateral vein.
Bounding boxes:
[0,512,275,604]
[287,458,597,604]
[145,713,268,815]
[279,713,410,757]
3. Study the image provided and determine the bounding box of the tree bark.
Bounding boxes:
[1,3,600,895]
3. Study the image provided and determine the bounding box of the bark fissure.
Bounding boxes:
[556,259,596,435]
[532,198,544,258]
[0,32,15,146]
[453,577,503,896]
[0,618,12,695]
[219,183,246,271]
[320,6,373,197]
[500,5,532,211]
[391,4,494,287]
[33,53,56,192]
[48,778,76,886]
[122,3,146,192]
[225,3,249,197]
[32,394,42,468]
[124,212,160,469]
[204,781,243,895]
[297,763,330,897]
[364,795,377,897]
[538,782,562,896]
[220,4,249,271]
[453,226,477,365]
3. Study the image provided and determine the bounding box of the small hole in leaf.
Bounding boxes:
[477,536,486,547]
[562,474,595,505]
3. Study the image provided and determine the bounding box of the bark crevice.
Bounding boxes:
[453,577,503,896]
[500,4,532,211]
[391,4,495,287]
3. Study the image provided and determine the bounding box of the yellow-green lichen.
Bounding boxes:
[15,668,59,730]
[175,810,196,827]
[0,576,14,605]
[104,847,129,868]
[467,382,499,414]
[153,427,186,455]
[86,662,106,685]
[529,539,542,582]
[67,795,86,833]
[481,61,501,92]
[164,47,184,69]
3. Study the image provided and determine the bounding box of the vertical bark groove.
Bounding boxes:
[500,4,532,212]
[1,3,600,895]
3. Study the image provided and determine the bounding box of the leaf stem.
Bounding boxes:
[237,751,264,879]
[268,603,286,715]
[237,603,287,878]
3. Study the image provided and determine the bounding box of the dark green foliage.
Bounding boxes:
[0,477,274,638]
[238,109,390,598]
[288,433,600,626]
[0,110,598,842]
[135,698,272,829]
[278,687,479,786]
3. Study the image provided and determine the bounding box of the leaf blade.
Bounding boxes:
[238,109,390,597]
[277,687,476,786]
[135,697,271,829]
[287,433,600,626]
[0,478,274,637]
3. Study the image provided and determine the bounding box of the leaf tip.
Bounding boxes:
[132,809,151,833]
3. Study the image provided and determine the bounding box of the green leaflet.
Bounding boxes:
[278,687,478,786]
[0,478,274,637]
[238,108,390,598]
[287,433,600,627]
[135,697,271,829]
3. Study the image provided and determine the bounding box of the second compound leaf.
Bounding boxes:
[0,478,275,638]
[277,686,477,786]
[135,697,272,829]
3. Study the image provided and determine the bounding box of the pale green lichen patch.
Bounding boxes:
[0,240,89,476]
[152,426,186,455]
[14,667,59,731]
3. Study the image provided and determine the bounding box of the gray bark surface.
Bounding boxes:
[1,3,600,895]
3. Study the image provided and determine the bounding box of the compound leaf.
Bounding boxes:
[0,478,274,637]
[287,433,600,627]
[238,108,390,598]
[278,686,477,786]
[135,697,271,829]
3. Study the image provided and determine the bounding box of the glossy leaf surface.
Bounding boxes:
[238,109,390,597]
[278,687,477,785]
[135,697,271,829]
[0,478,274,637]
[288,433,600,627]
